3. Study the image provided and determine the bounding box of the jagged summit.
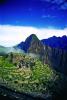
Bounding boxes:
[17,34,67,54]
[16,34,44,60]
[25,34,38,44]
[16,34,38,52]
[28,34,38,40]
[28,34,37,38]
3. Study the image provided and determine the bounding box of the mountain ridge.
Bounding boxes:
[16,35,67,52]
[16,34,67,75]
[41,35,67,50]
[0,34,67,74]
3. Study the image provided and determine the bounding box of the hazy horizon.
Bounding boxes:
[0,24,67,47]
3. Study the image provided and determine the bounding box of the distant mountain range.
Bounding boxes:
[17,34,67,51]
[41,35,67,50]
[0,34,67,75]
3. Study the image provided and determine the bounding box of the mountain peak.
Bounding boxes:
[17,34,44,57]
[29,34,36,37]
[23,34,41,52]
[27,34,38,41]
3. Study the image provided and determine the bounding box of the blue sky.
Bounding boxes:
[0,0,67,46]
[0,0,67,28]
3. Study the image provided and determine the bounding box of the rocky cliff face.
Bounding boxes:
[44,45,67,75]
[41,36,67,75]
[17,35,67,75]
[27,34,44,56]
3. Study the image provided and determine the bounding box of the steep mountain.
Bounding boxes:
[17,35,67,52]
[23,34,37,52]
[16,42,24,50]
[43,45,67,74]
[17,34,67,75]
[16,34,45,61]
[41,36,67,75]
[17,34,45,56]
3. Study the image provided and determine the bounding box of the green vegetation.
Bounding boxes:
[0,53,65,95]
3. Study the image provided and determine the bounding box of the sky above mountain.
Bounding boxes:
[0,0,67,46]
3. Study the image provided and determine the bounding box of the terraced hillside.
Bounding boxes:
[0,53,67,100]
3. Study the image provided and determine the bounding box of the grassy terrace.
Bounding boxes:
[0,53,62,95]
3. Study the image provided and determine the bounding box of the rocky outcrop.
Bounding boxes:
[43,45,67,75]
[41,36,67,75]
[27,34,44,60]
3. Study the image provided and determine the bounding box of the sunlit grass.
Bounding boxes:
[0,54,60,94]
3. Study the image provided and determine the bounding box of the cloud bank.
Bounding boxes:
[0,25,67,47]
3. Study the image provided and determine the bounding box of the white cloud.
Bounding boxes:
[0,25,67,47]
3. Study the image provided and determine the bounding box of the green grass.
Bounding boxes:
[0,54,62,94]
